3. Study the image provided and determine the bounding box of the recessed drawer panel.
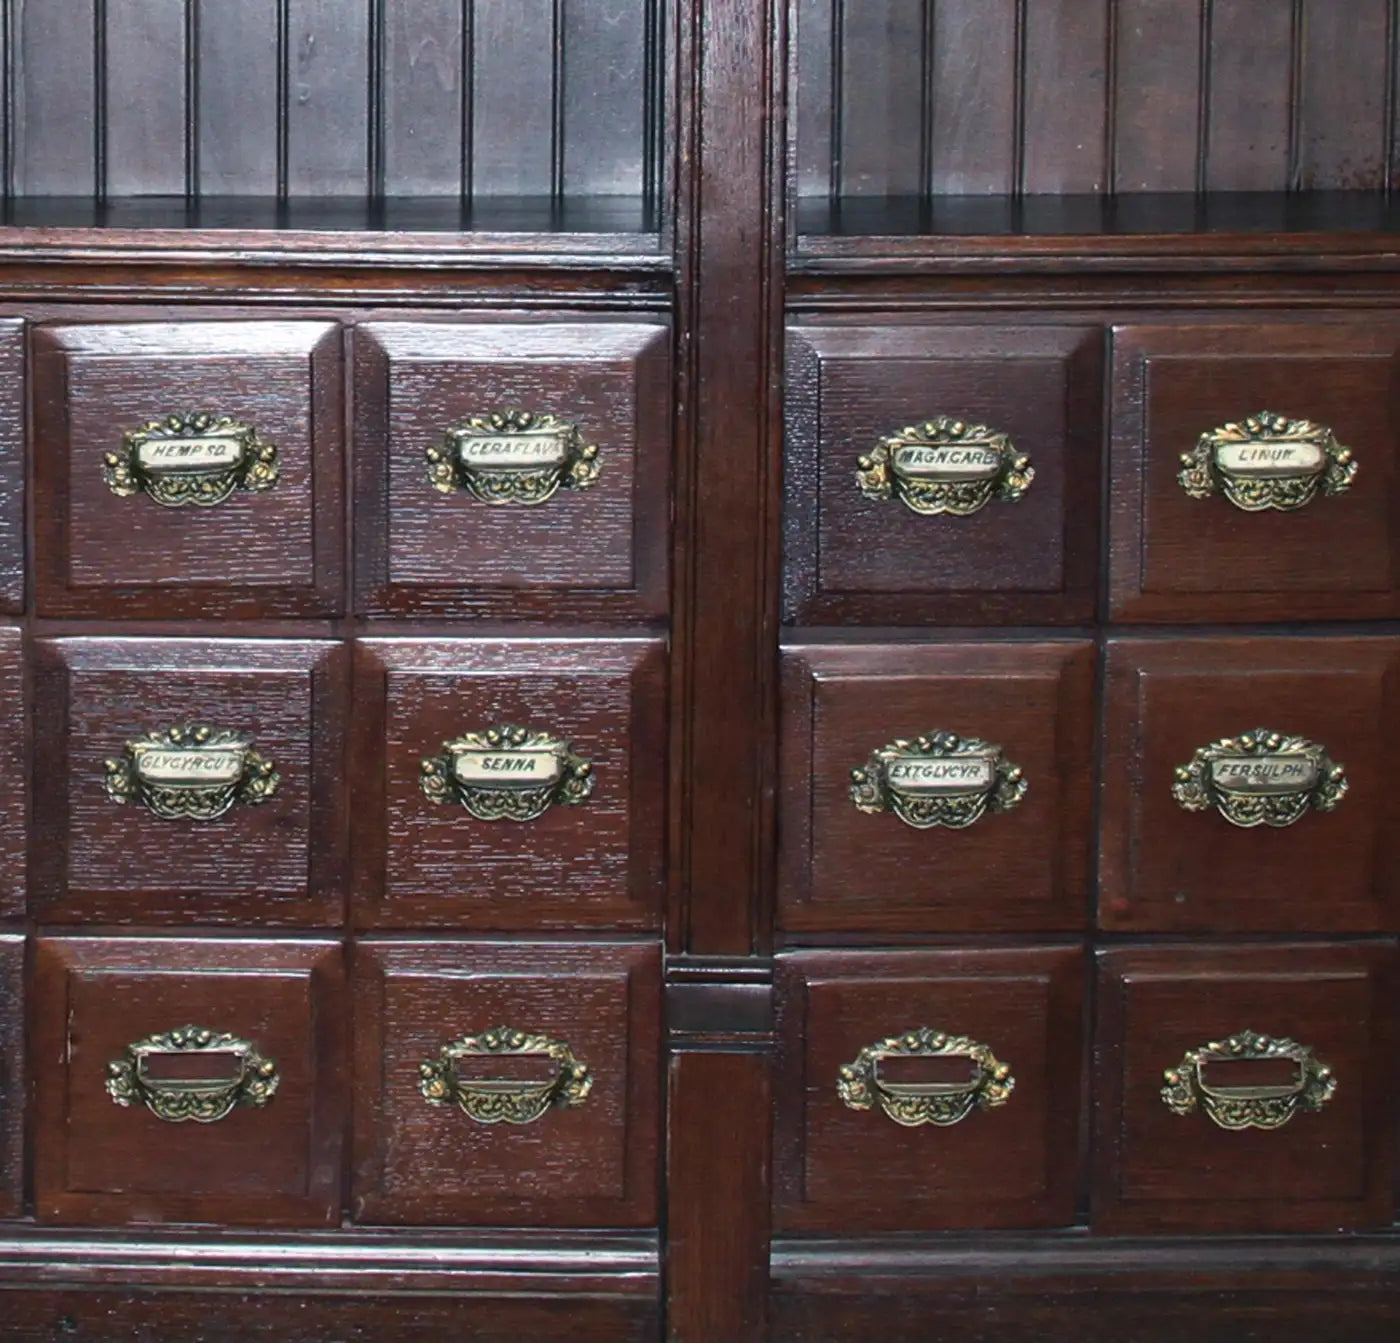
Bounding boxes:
[0,934,22,1219]
[0,626,23,920]
[33,320,344,618]
[1109,319,1400,621]
[31,638,349,926]
[779,639,1093,934]
[1101,636,1400,933]
[351,638,665,931]
[775,947,1083,1232]
[33,936,346,1227]
[1094,943,1397,1233]
[353,320,670,619]
[784,322,1102,624]
[0,321,23,613]
[352,939,660,1227]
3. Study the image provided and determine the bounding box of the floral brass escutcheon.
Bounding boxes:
[419,1027,592,1125]
[427,410,601,505]
[1172,728,1346,829]
[856,417,1033,516]
[103,412,279,507]
[838,1027,1014,1128]
[105,723,280,822]
[1177,411,1357,512]
[420,724,594,822]
[850,731,1026,829]
[1161,1030,1336,1131]
[106,1025,279,1124]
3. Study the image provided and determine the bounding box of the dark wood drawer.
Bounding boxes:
[784,321,1101,625]
[352,939,660,1227]
[31,637,349,926]
[33,936,346,1227]
[353,319,670,619]
[1093,942,1397,1233]
[1101,636,1400,933]
[779,638,1093,934]
[33,320,344,618]
[0,321,22,614]
[350,637,665,931]
[0,626,23,920]
[0,933,21,1219]
[1109,318,1400,621]
[775,947,1084,1232]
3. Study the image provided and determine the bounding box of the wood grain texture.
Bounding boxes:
[0,935,21,1218]
[104,0,187,197]
[382,0,464,197]
[33,936,347,1227]
[1297,0,1390,189]
[0,321,22,613]
[928,0,1018,196]
[1203,0,1294,193]
[0,627,23,920]
[12,0,98,195]
[1094,942,1398,1233]
[31,637,348,927]
[352,938,660,1227]
[33,319,345,619]
[1022,0,1108,194]
[775,946,1084,1232]
[197,0,281,196]
[350,637,665,932]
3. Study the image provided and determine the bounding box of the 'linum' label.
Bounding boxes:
[452,748,563,787]
[1210,754,1320,794]
[134,747,246,785]
[135,436,246,471]
[1216,441,1325,478]
[456,433,570,469]
[886,755,996,793]
[892,443,1002,481]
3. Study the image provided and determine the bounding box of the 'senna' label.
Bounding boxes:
[452,748,564,786]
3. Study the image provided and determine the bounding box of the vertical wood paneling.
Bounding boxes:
[285,0,368,194]
[792,0,833,197]
[1113,0,1202,191]
[837,0,923,195]
[929,0,1018,194]
[562,0,645,195]
[471,0,553,195]
[1298,0,1389,188]
[382,0,462,195]
[13,0,98,194]
[198,0,279,194]
[105,0,186,195]
[1204,0,1293,191]
[1023,0,1108,194]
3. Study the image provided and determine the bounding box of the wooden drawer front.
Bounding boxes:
[33,321,344,618]
[354,320,670,618]
[775,948,1083,1232]
[351,638,665,931]
[0,935,22,1219]
[1109,320,1400,621]
[32,638,349,926]
[0,626,23,919]
[352,940,660,1227]
[784,323,1101,625]
[33,936,346,1227]
[1101,637,1400,933]
[1094,943,1397,1234]
[0,321,22,613]
[779,639,1093,933]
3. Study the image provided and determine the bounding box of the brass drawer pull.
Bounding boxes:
[420,724,594,822]
[427,410,601,505]
[106,1025,279,1124]
[1172,728,1346,829]
[838,1027,1014,1128]
[105,723,280,821]
[850,730,1026,829]
[104,412,279,507]
[1178,411,1357,511]
[856,416,1033,516]
[420,1027,592,1125]
[1161,1030,1336,1131]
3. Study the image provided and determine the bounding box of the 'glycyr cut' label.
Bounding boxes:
[452,748,563,786]
[133,746,246,785]
[885,754,996,794]
[135,436,246,472]
[1210,754,1319,794]
[1215,441,1325,478]
[456,433,570,469]
[891,443,1002,482]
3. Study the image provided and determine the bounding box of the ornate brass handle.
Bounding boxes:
[426,410,600,504]
[106,1025,279,1123]
[1161,1030,1336,1131]
[1172,727,1346,829]
[1178,411,1356,511]
[105,723,279,821]
[419,1027,592,1125]
[837,1027,1014,1127]
[104,413,279,507]
[420,724,594,822]
[856,416,1033,516]
[850,731,1026,829]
